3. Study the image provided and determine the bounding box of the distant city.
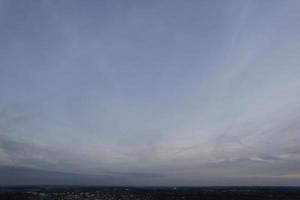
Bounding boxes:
[1,187,300,200]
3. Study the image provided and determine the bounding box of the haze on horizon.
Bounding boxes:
[0,0,300,186]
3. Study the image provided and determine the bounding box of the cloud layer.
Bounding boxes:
[1,0,300,185]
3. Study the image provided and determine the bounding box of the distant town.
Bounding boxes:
[1,186,300,200]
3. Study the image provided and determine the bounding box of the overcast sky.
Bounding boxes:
[1,0,300,186]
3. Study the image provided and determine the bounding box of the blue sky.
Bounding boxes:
[1,0,300,185]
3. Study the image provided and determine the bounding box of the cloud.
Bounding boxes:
[1,0,300,185]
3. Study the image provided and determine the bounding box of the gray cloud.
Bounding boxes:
[1,0,300,185]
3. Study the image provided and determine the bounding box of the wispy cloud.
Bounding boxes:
[0,0,300,185]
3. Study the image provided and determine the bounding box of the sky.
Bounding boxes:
[0,0,300,186]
